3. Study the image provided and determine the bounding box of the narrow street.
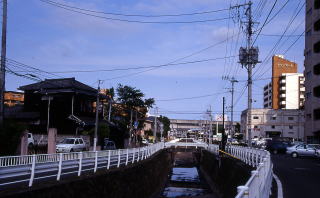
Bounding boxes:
[272,154,320,198]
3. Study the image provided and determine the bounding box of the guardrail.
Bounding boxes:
[207,144,273,198]
[0,143,164,187]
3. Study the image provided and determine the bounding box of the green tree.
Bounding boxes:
[112,84,155,141]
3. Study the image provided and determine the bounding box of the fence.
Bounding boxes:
[1,141,273,198]
[0,143,164,187]
[207,144,273,198]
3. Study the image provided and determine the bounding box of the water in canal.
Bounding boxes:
[160,151,214,198]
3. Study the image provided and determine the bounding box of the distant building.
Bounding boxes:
[304,0,320,143]
[263,55,304,109]
[263,73,305,109]
[4,91,24,107]
[241,109,304,140]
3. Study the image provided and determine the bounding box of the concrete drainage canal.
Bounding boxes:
[159,149,217,198]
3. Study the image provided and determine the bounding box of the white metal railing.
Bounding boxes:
[0,140,272,198]
[0,142,164,187]
[207,144,273,198]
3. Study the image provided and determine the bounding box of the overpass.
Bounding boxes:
[0,139,272,198]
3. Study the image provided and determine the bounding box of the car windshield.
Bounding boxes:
[61,139,75,144]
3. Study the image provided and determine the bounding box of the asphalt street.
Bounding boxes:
[272,154,320,198]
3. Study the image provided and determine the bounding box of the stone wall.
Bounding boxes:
[200,150,253,198]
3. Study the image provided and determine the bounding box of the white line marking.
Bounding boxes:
[273,174,283,198]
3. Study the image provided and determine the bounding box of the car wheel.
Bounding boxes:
[273,149,278,154]
[291,152,298,158]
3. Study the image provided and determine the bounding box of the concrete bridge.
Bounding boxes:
[0,139,272,198]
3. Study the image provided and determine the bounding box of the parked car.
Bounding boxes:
[286,144,317,158]
[265,140,290,154]
[28,133,35,148]
[315,148,320,158]
[56,138,86,152]
[103,139,116,150]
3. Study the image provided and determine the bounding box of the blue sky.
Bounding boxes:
[6,0,305,121]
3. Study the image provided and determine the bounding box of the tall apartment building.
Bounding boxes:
[263,55,304,109]
[305,0,320,143]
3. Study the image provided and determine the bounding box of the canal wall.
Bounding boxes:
[0,149,173,198]
[200,150,253,198]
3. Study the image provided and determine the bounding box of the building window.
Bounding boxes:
[272,116,276,120]
[288,132,294,134]
[314,108,320,120]
[288,117,294,120]
[289,125,293,129]
[314,63,320,75]
[254,125,258,128]
[315,19,320,31]
[314,86,320,97]
[271,125,275,129]
[314,41,320,53]
[253,116,259,119]
[316,0,320,9]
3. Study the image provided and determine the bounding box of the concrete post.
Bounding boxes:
[20,130,28,155]
[47,128,57,154]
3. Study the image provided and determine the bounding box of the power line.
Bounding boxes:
[9,56,236,74]
[252,0,278,46]
[40,0,231,24]
[156,91,230,102]
[40,0,230,18]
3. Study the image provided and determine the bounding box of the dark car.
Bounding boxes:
[103,138,116,150]
[265,140,291,154]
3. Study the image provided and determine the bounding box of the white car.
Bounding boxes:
[56,138,86,153]
[28,133,35,148]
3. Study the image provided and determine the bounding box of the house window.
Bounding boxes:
[314,86,320,97]
[314,63,320,75]
[271,125,275,129]
[289,125,293,129]
[314,41,320,53]
[253,116,259,119]
[288,117,294,120]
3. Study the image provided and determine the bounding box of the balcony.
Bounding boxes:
[280,86,286,91]
[280,94,286,98]
[280,79,286,84]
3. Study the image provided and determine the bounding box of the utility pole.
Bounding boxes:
[208,106,213,144]
[238,0,260,147]
[0,0,7,126]
[223,76,238,137]
[93,80,101,152]
[153,107,158,143]
[222,97,226,151]
[108,99,112,122]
